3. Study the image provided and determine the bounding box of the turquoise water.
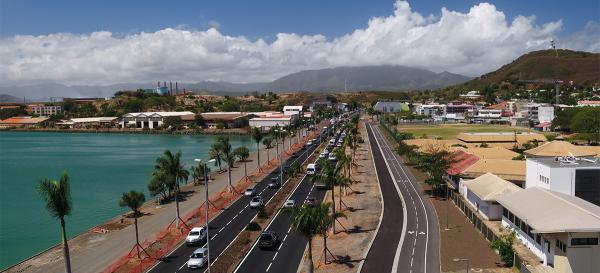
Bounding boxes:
[0,132,254,269]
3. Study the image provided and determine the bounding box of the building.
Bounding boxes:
[26,104,62,116]
[456,132,546,148]
[120,111,195,129]
[577,100,600,107]
[283,106,303,116]
[537,105,555,123]
[373,101,409,113]
[461,146,520,160]
[58,117,119,128]
[0,116,49,128]
[497,187,600,272]
[515,102,554,123]
[199,112,253,129]
[459,90,481,99]
[249,115,293,131]
[524,141,598,158]
[459,173,522,220]
[414,103,444,117]
[525,156,600,206]
[444,102,475,120]
[309,100,332,112]
[462,159,526,185]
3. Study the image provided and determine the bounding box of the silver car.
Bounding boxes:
[244,187,256,196]
[187,247,208,269]
[250,196,264,209]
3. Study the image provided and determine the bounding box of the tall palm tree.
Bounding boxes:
[262,137,274,164]
[217,137,236,192]
[250,127,263,171]
[155,150,189,227]
[119,190,146,258]
[310,160,342,233]
[317,202,346,264]
[209,143,224,172]
[284,203,329,273]
[234,146,250,181]
[37,172,73,273]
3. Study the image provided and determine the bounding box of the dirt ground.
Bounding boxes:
[302,119,382,273]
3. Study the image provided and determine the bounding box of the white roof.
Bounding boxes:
[496,187,600,233]
[250,116,292,121]
[70,117,118,123]
[283,106,303,111]
[124,111,195,118]
[463,173,522,201]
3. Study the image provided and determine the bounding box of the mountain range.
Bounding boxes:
[0,65,470,101]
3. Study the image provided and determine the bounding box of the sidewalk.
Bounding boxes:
[7,133,306,273]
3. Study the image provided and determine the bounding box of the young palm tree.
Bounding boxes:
[209,143,224,172]
[119,190,146,258]
[262,137,274,164]
[234,146,250,181]
[284,204,329,273]
[310,160,342,233]
[250,127,263,171]
[317,202,347,264]
[37,172,73,273]
[155,150,189,228]
[190,162,206,185]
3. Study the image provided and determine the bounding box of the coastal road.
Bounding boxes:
[231,130,347,273]
[147,125,328,273]
[360,123,440,273]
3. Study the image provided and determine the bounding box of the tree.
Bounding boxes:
[119,190,146,258]
[571,107,600,143]
[190,162,207,185]
[418,149,456,196]
[262,137,274,164]
[209,143,224,171]
[284,203,330,273]
[163,116,183,130]
[310,160,341,233]
[155,150,189,227]
[234,146,250,181]
[490,231,516,267]
[250,127,264,171]
[147,170,171,201]
[37,172,73,273]
[194,115,205,127]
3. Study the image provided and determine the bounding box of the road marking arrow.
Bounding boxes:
[419,231,426,235]
[408,231,414,234]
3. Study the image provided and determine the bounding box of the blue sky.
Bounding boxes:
[1,0,598,39]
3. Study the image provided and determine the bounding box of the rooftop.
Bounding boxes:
[200,112,252,121]
[524,140,598,157]
[462,146,520,160]
[0,116,49,124]
[496,187,600,233]
[457,132,546,143]
[462,159,526,181]
[527,156,600,168]
[463,173,522,201]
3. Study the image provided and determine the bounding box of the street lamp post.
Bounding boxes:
[274,129,286,185]
[194,158,216,273]
[453,258,469,273]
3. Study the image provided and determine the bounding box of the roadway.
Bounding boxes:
[148,127,325,273]
[361,123,440,273]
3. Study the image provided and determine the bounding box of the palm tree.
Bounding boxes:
[37,172,73,273]
[316,202,346,264]
[209,143,224,172]
[155,150,189,227]
[310,160,341,233]
[234,146,250,181]
[262,137,274,164]
[190,162,207,185]
[250,127,264,171]
[284,204,330,273]
[119,190,146,258]
[217,137,236,192]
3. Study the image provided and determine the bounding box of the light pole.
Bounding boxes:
[274,129,286,185]
[453,258,469,273]
[194,158,216,273]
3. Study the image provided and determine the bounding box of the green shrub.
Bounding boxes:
[246,221,261,231]
[257,208,268,219]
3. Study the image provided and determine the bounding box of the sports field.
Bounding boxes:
[396,123,538,140]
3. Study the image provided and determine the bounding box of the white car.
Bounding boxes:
[250,196,264,209]
[185,227,207,246]
[244,187,256,196]
[328,153,337,161]
[187,247,208,269]
[306,140,313,146]
[283,199,296,208]
[319,152,327,158]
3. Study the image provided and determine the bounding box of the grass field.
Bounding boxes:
[396,124,539,140]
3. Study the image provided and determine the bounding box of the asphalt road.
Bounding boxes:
[147,129,324,273]
[361,123,440,273]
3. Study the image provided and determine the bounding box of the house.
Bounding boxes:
[460,146,520,160]
[524,141,597,157]
[58,117,119,128]
[444,102,475,120]
[0,116,49,128]
[119,111,195,129]
[26,104,62,116]
[309,101,332,112]
[199,112,254,129]
[459,90,481,99]
[459,173,521,220]
[446,151,481,189]
[525,156,600,206]
[373,101,409,113]
[497,187,600,272]
[461,159,526,186]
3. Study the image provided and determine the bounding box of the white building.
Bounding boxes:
[459,90,481,99]
[27,104,62,116]
[373,101,408,113]
[414,103,444,117]
[58,117,119,128]
[497,187,600,272]
[120,111,195,129]
[577,100,600,107]
[459,173,521,220]
[537,106,555,123]
[249,116,293,131]
[525,156,600,206]
[283,106,303,116]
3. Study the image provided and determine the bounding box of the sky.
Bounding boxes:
[0,0,598,86]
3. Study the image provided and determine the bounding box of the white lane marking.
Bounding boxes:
[272,252,279,261]
[226,220,232,226]
[233,214,238,220]
[266,262,272,272]
[283,234,288,241]
[287,227,292,233]
[218,227,225,233]
[178,262,187,271]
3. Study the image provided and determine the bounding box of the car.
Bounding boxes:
[268,176,281,189]
[244,187,256,196]
[328,153,337,161]
[283,199,296,208]
[187,247,209,268]
[306,140,313,146]
[291,152,299,158]
[301,144,307,150]
[258,231,280,250]
[185,227,207,246]
[250,196,264,209]
[319,152,327,158]
[306,163,317,175]
[336,142,343,147]
[329,139,336,145]
[305,196,318,207]
[282,165,290,173]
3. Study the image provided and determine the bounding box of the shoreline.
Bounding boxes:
[0,127,251,135]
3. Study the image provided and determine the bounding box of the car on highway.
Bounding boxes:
[319,151,327,158]
[282,164,290,173]
[187,247,209,269]
[258,231,280,250]
[244,187,256,196]
[290,152,299,158]
[328,153,337,161]
[185,227,207,246]
[306,140,313,146]
[306,163,318,175]
[283,199,296,208]
[336,142,343,147]
[250,196,264,209]
[305,196,318,206]
[268,176,281,189]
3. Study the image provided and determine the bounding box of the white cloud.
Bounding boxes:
[0,0,593,87]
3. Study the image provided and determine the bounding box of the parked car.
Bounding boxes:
[305,196,318,206]
[187,247,208,268]
[283,199,296,208]
[250,196,264,208]
[244,187,256,196]
[268,176,281,189]
[258,231,280,250]
[185,227,207,246]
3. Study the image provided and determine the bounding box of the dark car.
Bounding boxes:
[258,231,280,250]
[282,165,290,174]
[305,196,318,207]
[291,152,299,158]
[268,176,281,189]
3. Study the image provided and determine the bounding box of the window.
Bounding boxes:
[508,211,514,224]
[556,239,567,252]
[571,237,599,246]
[535,234,541,245]
[503,207,508,218]
[515,217,521,229]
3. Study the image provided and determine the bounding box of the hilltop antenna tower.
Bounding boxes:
[550,40,558,57]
